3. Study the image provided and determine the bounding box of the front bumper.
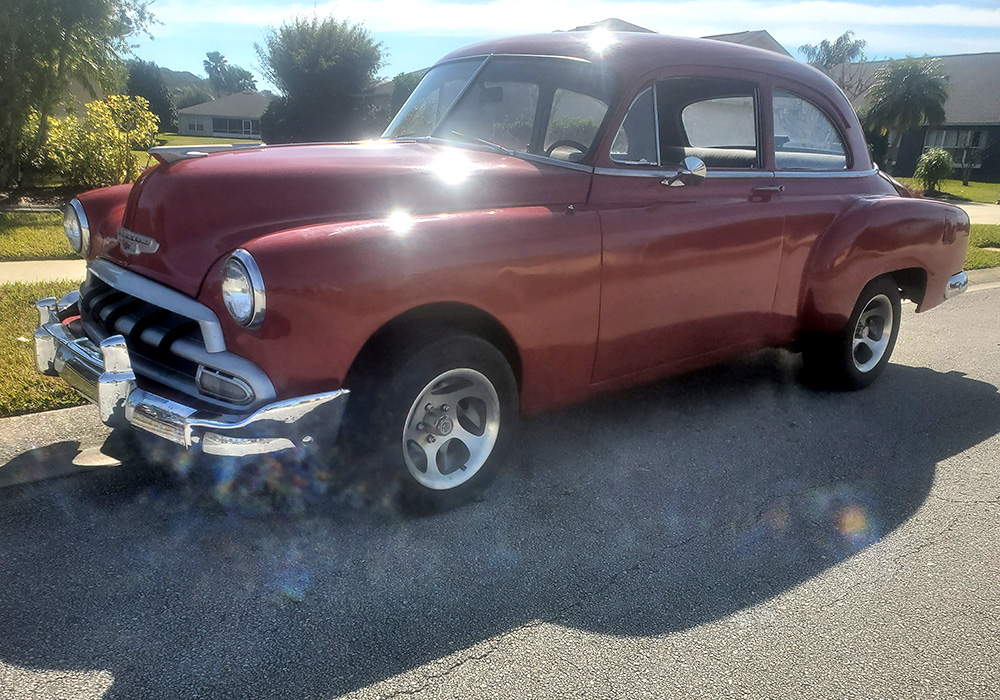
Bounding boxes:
[945,271,968,300]
[34,295,349,457]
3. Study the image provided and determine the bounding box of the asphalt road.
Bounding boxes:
[1,289,998,700]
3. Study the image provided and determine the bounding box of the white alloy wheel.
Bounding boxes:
[401,368,501,490]
[852,293,894,373]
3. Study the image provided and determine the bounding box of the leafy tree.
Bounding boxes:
[223,66,257,94]
[0,0,153,187]
[799,31,872,99]
[126,58,176,132]
[174,84,215,110]
[256,14,384,143]
[203,51,256,98]
[863,57,948,134]
[390,70,425,115]
[203,51,229,98]
[914,148,954,193]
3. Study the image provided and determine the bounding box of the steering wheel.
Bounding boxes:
[544,140,588,158]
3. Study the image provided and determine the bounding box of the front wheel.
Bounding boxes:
[802,276,902,390]
[343,332,518,512]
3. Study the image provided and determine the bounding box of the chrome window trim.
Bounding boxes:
[89,259,228,353]
[518,152,593,173]
[777,168,878,179]
[593,166,775,179]
[432,53,593,68]
[652,83,662,167]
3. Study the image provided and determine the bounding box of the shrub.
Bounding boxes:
[914,148,954,193]
[28,95,158,188]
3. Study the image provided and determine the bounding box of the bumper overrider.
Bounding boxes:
[34,294,349,458]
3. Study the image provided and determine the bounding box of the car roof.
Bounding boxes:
[439,32,833,92]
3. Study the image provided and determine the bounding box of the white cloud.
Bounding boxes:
[152,0,1000,35]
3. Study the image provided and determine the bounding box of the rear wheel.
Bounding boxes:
[802,276,902,390]
[342,331,518,512]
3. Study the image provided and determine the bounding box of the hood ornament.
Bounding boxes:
[118,227,160,256]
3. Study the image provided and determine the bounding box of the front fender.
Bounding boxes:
[800,196,969,333]
[197,206,603,411]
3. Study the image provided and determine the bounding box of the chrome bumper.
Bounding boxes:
[34,296,349,457]
[945,271,968,300]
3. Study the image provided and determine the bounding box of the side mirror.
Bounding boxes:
[662,156,707,187]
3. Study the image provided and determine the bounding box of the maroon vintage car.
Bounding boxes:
[35,32,969,509]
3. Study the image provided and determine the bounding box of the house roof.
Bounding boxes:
[703,30,792,57]
[177,92,271,119]
[853,52,1000,126]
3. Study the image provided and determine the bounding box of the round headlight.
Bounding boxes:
[63,199,90,256]
[221,249,265,329]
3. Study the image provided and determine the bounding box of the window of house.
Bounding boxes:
[772,90,848,170]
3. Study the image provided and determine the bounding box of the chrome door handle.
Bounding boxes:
[750,185,784,193]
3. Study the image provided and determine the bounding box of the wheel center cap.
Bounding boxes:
[423,408,453,436]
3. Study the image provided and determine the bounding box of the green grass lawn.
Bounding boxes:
[0,211,75,262]
[1,280,87,418]
[967,224,1000,270]
[155,132,260,147]
[898,178,1000,204]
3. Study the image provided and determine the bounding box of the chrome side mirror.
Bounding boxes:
[662,156,707,187]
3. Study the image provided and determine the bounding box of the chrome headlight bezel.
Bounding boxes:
[64,198,90,257]
[221,249,266,329]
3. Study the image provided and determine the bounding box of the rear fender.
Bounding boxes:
[800,197,969,333]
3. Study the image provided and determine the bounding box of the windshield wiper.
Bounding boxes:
[446,130,514,157]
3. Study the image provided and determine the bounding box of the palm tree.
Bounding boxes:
[203,51,229,98]
[863,57,948,133]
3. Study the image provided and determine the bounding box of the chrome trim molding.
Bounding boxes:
[89,259,228,353]
[148,143,260,164]
[775,167,879,179]
[34,317,349,457]
[227,249,266,330]
[68,198,90,257]
[945,271,968,300]
[517,152,593,173]
[593,166,775,179]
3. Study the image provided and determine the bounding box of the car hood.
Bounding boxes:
[106,141,592,296]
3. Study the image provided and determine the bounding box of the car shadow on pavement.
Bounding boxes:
[0,350,997,699]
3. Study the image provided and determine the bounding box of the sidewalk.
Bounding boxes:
[959,202,1000,225]
[0,259,86,284]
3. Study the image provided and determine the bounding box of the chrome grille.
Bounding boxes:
[77,272,274,412]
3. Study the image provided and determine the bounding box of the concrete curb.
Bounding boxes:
[0,205,62,213]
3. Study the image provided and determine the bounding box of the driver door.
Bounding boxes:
[590,75,785,382]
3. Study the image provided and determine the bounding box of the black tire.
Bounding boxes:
[802,276,902,391]
[341,331,519,512]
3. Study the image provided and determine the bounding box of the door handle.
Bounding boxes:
[750,185,784,193]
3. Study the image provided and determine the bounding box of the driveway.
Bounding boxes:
[1,289,998,699]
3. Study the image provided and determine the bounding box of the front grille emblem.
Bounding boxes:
[118,227,160,256]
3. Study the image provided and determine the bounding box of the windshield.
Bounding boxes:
[383,56,617,162]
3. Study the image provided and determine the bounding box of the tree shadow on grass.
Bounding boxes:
[0,351,997,699]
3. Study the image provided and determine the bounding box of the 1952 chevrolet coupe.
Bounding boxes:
[35,32,970,509]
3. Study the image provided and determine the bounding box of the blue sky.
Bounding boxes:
[133,0,1000,91]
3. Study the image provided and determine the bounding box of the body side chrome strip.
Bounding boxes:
[593,166,775,179]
